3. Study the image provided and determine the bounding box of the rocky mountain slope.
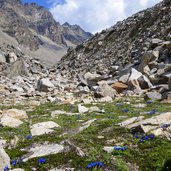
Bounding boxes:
[1,0,171,170]
[0,0,93,65]
[57,0,171,77]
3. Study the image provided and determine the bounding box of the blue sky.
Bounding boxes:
[22,0,65,9]
[22,0,161,33]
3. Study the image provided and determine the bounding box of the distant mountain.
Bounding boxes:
[0,0,93,65]
[62,22,93,46]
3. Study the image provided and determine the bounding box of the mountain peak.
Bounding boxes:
[0,0,92,51]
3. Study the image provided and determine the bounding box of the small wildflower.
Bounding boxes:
[146,100,152,104]
[76,115,81,119]
[161,124,170,129]
[114,146,127,151]
[135,134,139,139]
[122,109,129,113]
[11,159,17,167]
[26,135,32,139]
[86,162,104,169]
[147,109,156,115]
[38,158,46,164]
[141,135,149,141]
[4,166,9,171]
[139,139,144,143]
[149,134,155,139]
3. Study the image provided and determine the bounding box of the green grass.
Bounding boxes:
[2,99,171,170]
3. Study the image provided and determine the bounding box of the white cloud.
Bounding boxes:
[139,0,149,7]
[50,0,161,33]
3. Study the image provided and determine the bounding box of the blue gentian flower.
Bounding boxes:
[149,134,155,139]
[87,164,92,169]
[146,100,152,104]
[139,139,144,143]
[26,135,32,139]
[114,146,127,151]
[147,109,156,115]
[98,162,104,167]
[122,146,127,151]
[87,162,104,169]
[3,166,9,171]
[161,124,170,129]
[122,109,129,113]
[11,159,17,166]
[135,134,139,139]
[77,115,81,119]
[38,158,46,164]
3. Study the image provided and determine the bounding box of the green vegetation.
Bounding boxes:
[1,98,171,170]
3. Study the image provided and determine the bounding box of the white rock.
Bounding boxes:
[0,148,10,171]
[0,115,23,128]
[89,106,101,112]
[119,116,144,127]
[79,119,96,132]
[0,139,7,148]
[103,146,114,153]
[126,112,171,135]
[133,103,147,108]
[51,110,66,118]
[98,96,113,102]
[78,104,89,113]
[82,98,93,104]
[2,109,28,120]
[129,68,142,81]
[31,127,54,136]
[31,121,61,136]
[23,144,64,162]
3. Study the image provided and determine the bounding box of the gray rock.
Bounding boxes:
[84,72,104,81]
[139,51,158,72]
[6,59,29,78]
[95,81,117,98]
[37,78,54,92]
[118,67,131,83]
[138,75,153,89]
[23,143,64,162]
[145,91,162,100]
[151,38,162,44]
[84,72,107,87]
[0,51,6,63]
